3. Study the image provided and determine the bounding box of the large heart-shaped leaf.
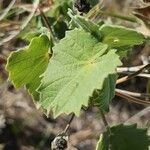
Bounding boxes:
[38,29,122,117]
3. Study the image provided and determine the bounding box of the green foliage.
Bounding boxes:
[47,0,73,18]
[100,24,145,47]
[68,11,145,58]
[91,74,117,112]
[38,29,121,117]
[96,131,109,150]
[87,0,99,6]
[96,124,150,150]
[6,35,50,99]
[43,0,73,39]
[5,2,150,149]
[68,10,101,39]
[99,25,145,57]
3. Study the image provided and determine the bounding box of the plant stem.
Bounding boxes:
[38,6,56,50]
[99,10,137,22]
[115,88,150,98]
[63,113,75,134]
[100,110,109,127]
[87,3,137,22]
[116,64,150,84]
[100,109,111,134]
[117,65,149,73]
[0,0,16,21]
[115,90,150,106]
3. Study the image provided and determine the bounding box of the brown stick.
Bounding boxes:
[115,90,150,106]
[115,88,150,98]
[116,64,150,84]
[63,113,75,134]
[38,6,55,43]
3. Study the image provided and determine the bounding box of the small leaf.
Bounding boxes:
[20,27,51,44]
[91,74,117,112]
[38,29,122,118]
[100,25,145,48]
[68,10,101,39]
[6,35,50,99]
[97,124,150,150]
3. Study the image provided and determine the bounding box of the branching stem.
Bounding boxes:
[116,64,150,84]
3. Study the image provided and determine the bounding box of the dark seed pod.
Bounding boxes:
[74,0,91,13]
[51,135,68,150]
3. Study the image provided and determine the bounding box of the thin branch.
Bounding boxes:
[100,110,109,128]
[0,0,16,21]
[117,72,150,78]
[116,64,150,84]
[100,109,111,134]
[117,65,149,73]
[124,106,150,124]
[115,90,150,106]
[63,113,75,134]
[38,7,55,41]
[87,2,137,22]
[0,0,40,46]
[115,89,150,98]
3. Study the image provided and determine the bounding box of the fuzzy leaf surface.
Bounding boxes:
[6,35,50,98]
[38,29,121,117]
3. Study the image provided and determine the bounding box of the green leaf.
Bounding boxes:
[21,27,51,43]
[53,20,68,39]
[38,29,121,118]
[46,0,72,18]
[6,35,50,99]
[68,10,101,40]
[96,132,109,150]
[100,25,145,48]
[97,124,150,150]
[91,74,117,112]
[87,0,99,6]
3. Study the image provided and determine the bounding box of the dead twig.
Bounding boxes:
[38,6,55,41]
[63,113,75,134]
[115,90,150,106]
[125,106,150,124]
[116,64,150,84]
[0,0,16,21]
[0,0,40,46]
[115,89,150,98]
[117,65,149,73]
